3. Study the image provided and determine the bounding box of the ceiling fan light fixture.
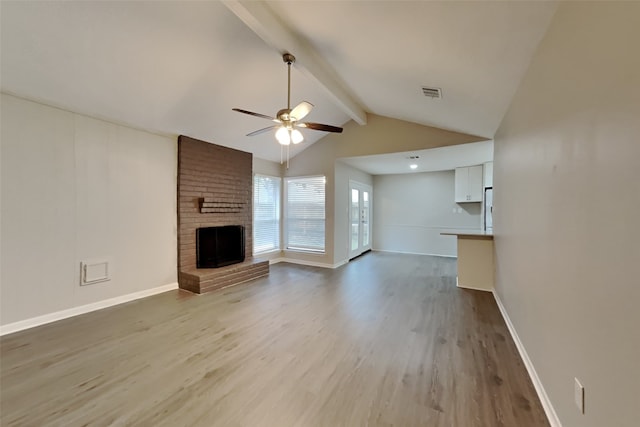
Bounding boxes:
[291,129,304,144]
[232,53,343,167]
[276,127,291,145]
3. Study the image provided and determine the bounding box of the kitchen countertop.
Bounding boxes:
[440,229,494,238]
[441,229,495,291]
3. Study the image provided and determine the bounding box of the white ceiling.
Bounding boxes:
[340,140,494,176]
[0,1,557,166]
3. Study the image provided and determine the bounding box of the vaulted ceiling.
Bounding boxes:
[0,1,557,164]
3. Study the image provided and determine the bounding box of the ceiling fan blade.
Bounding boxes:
[232,108,278,122]
[298,122,343,133]
[247,125,279,137]
[290,101,314,121]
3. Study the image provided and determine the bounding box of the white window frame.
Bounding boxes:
[284,175,326,253]
[253,174,281,255]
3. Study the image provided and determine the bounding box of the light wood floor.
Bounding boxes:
[1,252,549,427]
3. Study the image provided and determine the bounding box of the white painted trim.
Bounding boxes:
[333,259,349,269]
[457,283,493,292]
[372,249,457,258]
[456,275,493,292]
[252,247,282,258]
[492,291,562,427]
[348,180,373,259]
[0,282,179,336]
[270,257,346,269]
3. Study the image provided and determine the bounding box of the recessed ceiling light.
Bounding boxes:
[410,164,418,170]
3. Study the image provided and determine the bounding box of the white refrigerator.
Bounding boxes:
[484,187,493,231]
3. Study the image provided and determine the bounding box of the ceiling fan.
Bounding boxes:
[232,53,343,149]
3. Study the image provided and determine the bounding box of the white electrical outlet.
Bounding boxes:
[574,378,585,414]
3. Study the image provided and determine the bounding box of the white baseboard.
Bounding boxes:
[270,257,346,269]
[372,249,457,258]
[333,259,349,269]
[492,291,562,427]
[456,278,493,292]
[0,282,179,336]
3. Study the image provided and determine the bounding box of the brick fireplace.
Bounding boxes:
[177,135,268,293]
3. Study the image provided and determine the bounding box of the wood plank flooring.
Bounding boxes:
[0,252,549,426]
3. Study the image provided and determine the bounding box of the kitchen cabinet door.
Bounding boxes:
[468,165,483,201]
[455,168,469,203]
[455,165,483,202]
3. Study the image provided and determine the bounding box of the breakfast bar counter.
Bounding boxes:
[441,230,494,291]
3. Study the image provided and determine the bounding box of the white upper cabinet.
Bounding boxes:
[455,165,483,202]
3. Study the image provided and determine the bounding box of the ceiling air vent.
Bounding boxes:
[421,87,442,99]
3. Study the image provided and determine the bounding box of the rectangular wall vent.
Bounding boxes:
[81,260,110,286]
[422,87,442,99]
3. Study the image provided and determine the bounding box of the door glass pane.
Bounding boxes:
[362,191,370,246]
[351,189,359,251]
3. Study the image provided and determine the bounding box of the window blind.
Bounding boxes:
[285,176,325,252]
[253,175,280,254]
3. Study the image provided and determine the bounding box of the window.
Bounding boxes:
[285,176,325,252]
[253,175,280,254]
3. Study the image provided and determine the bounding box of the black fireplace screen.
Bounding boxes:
[196,225,245,268]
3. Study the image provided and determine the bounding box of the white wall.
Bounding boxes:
[253,157,282,177]
[1,94,177,327]
[373,170,481,257]
[493,3,640,427]
[284,114,483,266]
[254,153,375,267]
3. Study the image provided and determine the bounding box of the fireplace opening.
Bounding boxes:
[196,225,245,268]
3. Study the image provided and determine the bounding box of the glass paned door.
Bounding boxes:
[351,188,360,251]
[362,190,370,247]
[349,181,372,259]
